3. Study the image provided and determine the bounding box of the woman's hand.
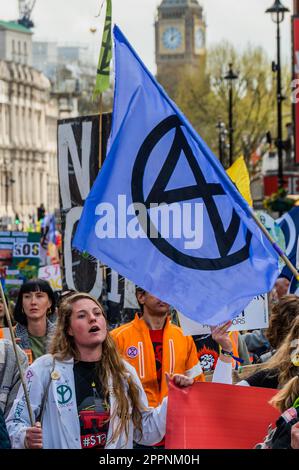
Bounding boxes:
[211,320,233,352]
[24,422,43,449]
[165,372,194,388]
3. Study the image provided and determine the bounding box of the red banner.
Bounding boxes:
[165,382,280,449]
[264,173,299,196]
[293,17,299,164]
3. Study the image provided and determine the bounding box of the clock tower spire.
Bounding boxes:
[155,0,206,95]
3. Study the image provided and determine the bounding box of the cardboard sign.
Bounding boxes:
[38,264,62,291]
[178,294,269,335]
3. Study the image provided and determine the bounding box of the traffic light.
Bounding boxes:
[15,213,20,226]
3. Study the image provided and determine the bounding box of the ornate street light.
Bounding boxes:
[224,63,238,167]
[265,0,290,191]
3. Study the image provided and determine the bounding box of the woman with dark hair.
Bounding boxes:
[6,292,192,449]
[13,279,56,364]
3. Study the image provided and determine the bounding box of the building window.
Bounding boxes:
[24,42,28,64]
[12,40,16,61]
[18,41,21,63]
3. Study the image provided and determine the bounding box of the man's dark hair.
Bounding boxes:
[135,286,146,313]
[56,289,77,307]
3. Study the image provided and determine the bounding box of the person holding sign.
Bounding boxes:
[111,288,234,448]
[255,373,299,449]
[13,279,56,364]
[6,292,192,449]
[222,316,299,390]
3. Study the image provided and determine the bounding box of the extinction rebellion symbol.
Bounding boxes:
[131,115,252,270]
[127,346,138,358]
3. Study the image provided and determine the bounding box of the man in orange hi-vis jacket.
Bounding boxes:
[111,287,206,448]
[111,288,234,448]
[111,288,204,411]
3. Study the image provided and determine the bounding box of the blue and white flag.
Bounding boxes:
[289,236,299,294]
[73,26,279,325]
[41,214,56,244]
[278,206,299,281]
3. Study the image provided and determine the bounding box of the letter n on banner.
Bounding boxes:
[57,113,111,299]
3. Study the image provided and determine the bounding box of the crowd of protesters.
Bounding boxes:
[0,276,298,450]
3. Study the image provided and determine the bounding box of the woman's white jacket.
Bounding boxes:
[6,354,167,449]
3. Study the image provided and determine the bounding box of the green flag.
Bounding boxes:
[93,0,112,98]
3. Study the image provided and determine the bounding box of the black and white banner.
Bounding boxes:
[58,114,138,325]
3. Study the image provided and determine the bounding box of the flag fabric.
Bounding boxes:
[255,210,286,273]
[93,0,112,98]
[278,206,299,281]
[165,382,279,449]
[288,236,299,294]
[41,214,56,244]
[226,156,253,207]
[40,214,56,266]
[73,25,279,326]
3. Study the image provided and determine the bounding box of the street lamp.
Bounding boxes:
[216,119,227,166]
[224,63,238,167]
[265,0,289,191]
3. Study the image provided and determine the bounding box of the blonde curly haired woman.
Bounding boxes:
[6,292,192,449]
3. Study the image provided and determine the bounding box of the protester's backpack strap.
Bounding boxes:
[39,357,56,425]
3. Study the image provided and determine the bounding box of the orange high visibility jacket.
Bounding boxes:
[111,314,204,407]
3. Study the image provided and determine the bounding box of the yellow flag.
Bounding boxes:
[226,156,253,207]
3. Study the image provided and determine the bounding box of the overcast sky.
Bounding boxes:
[0,0,294,72]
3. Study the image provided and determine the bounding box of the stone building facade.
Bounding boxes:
[0,21,59,229]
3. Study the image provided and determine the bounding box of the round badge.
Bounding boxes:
[51,370,60,380]
[127,346,138,359]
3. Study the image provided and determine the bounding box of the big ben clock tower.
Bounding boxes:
[155,0,206,94]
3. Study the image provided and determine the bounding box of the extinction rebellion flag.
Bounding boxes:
[74,26,279,326]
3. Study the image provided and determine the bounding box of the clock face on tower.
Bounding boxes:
[162,26,183,50]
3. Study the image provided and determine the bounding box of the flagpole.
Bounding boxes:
[0,282,34,426]
[251,211,299,280]
[99,93,103,168]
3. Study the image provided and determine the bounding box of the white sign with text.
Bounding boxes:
[38,264,62,291]
[178,294,269,336]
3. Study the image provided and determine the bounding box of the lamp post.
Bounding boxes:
[224,63,238,167]
[265,0,289,191]
[216,119,227,166]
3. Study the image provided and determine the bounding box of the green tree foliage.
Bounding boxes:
[175,42,291,170]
